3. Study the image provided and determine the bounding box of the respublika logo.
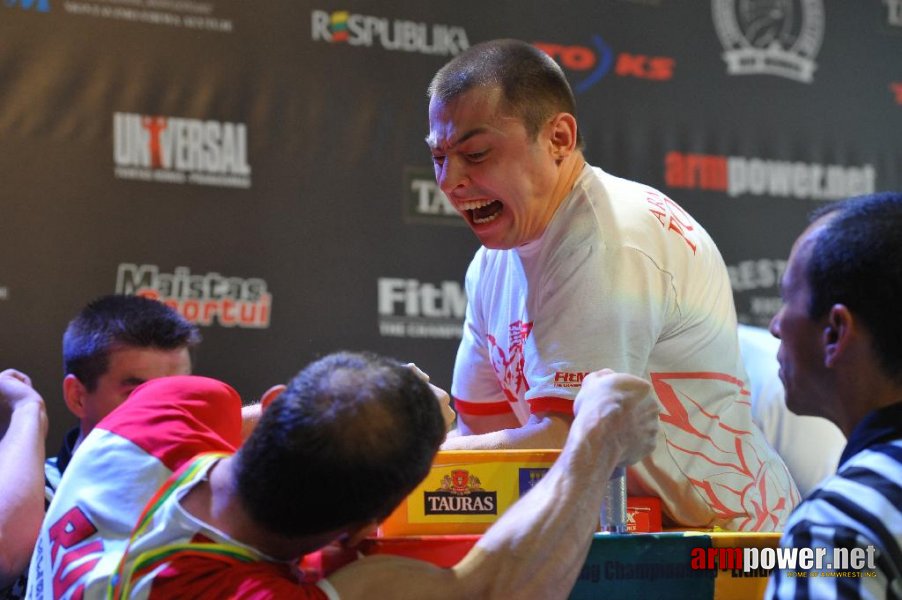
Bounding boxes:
[113,113,251,189]
[311,10,468,56]
[712,0,824,83]
[534,36,675,94]
[116,263,271,328]
[664,151,876,200]
[4,0,49,12]
[424,469,497,515]
[403,166,462,226]
[377,277,465,339]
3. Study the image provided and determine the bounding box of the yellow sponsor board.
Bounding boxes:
[380,450,559,535]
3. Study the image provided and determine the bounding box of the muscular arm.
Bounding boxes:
[0,370,48,588]
[328,370,658,600]
[440,411,571,450]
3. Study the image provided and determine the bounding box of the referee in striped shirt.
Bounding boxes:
[766,191,902,599]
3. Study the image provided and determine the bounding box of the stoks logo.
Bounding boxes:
[712,0,824,83]
[534,36,675,94]
[113,112,251,189]
[116,263,271,328]
[378,277,465,339]
[665,151,876,200]
[424,469,497,515]
[311,10,468,56]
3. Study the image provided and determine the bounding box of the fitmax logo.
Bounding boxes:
[4,0,49,11]
[377,278,466,339]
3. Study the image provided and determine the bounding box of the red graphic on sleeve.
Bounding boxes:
[486,320,533,403]
[651,371,798,531]
[48,506,104,600]
[645,189,699,254]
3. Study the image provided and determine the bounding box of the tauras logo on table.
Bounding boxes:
[424,469,497,515]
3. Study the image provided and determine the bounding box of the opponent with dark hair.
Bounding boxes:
[767,192,902,598]
[27,351,658,599]
[428,38,798,530]
[236,352,447,538]
[49,294,200,496]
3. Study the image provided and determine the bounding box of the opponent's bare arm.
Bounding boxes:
[439,410,572,450]
[0,369,48,588]
[327,369,659,600]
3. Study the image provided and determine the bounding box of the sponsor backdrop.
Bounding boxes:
[1,0,900,451]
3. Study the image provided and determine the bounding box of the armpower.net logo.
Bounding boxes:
[690,545,879,579]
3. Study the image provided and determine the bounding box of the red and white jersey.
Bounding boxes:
[452,165,800,531]
[25,376,333,600]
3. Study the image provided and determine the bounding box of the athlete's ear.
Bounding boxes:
[63,374,87,419]
[259,384,286,411]
[548,112,578,160]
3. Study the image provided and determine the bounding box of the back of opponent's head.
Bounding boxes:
[62,294,201,391]
[806,191,902,384]
[235,351,446,538]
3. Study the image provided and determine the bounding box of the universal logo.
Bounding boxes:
[424,469,497,515]
[403,166,463,226]
[712,0,824,83]
[113,113,251,189]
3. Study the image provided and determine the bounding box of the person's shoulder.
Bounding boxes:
[148,554,330,599]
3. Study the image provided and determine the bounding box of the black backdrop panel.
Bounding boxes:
[1,0,900,451]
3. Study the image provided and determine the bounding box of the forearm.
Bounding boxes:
[452,414,620,599]
[440,414,570,450]
[0,401,48,585]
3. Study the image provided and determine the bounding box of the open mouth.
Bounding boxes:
[460,199,503,225]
